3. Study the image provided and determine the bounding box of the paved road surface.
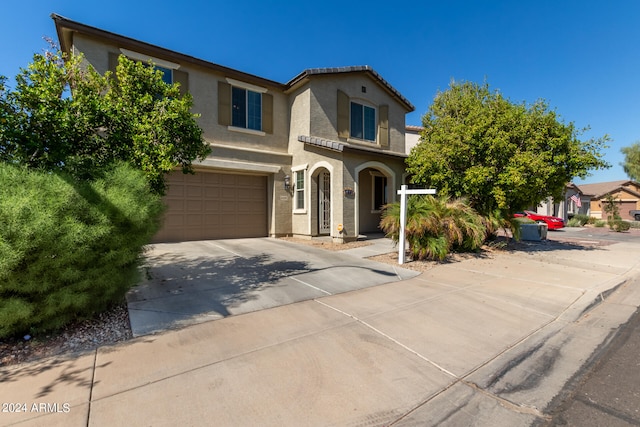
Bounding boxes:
[541,287,640,426]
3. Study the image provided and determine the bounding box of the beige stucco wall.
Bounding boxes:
[405,129,421,154]
[72,33,294,236]
[287,147,345,238]
[286,74,409,240]
[72,33,413,240]
[305,74,409,154]
[342,153,405,236]
[72,34,290,155]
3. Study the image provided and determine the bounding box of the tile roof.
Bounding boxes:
[577,180,636,197]
[286,66,415,112]
[298,135,407,158]
[298,135,344,152]
[52,14,286,90]
[52,14,415,113]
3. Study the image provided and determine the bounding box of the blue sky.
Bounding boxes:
[2,0,639,184]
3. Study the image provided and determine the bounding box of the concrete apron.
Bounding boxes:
[4,238,640,427]
[127,237,418,336]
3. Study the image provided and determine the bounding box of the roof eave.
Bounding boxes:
[51,13,286,91]
[285,66,415,112]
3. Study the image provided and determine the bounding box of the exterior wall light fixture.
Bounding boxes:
[284,175,291,191]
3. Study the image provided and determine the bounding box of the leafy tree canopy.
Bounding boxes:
[406,81,610,216]
[621,142,640,181]
[0,45,210,194]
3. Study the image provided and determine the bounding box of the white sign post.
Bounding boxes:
[397,185,436,265]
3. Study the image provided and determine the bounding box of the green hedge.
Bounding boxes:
[0,162,164,338]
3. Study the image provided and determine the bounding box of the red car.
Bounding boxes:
[513,211,565,229]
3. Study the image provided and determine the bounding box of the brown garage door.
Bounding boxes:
[153,171,268,242]
[619,201,637,220]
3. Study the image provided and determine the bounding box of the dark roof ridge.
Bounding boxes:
[286,66,415,112]
[576,180,639,197]
[51,13,286,90]
[52,14,414,113]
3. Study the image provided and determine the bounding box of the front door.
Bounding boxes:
[319,172,331,234]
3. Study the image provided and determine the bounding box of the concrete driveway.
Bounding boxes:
[5,229,640,426]
[127,237,419,336]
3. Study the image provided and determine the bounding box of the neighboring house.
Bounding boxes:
[405,125,423,154]
[53,14,415,243]
[576,180,640,220]
[534,183,591,222]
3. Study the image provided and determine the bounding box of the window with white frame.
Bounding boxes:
[295,170,305,210]
[351,102,376,142]
[232,86,262,131]
[372,174,387,211]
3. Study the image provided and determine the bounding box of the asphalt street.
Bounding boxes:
[540,228,640,427]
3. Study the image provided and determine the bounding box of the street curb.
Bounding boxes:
[534,275,640,426]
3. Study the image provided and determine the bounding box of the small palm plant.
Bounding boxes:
[380,195,487,261]
[483,209,522,241]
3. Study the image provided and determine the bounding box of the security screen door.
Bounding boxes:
[319,172,331,234]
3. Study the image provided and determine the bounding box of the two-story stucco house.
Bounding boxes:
[53,14,415,243]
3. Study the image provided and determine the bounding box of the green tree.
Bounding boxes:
[602,194,620,221]
[0,45,209,336]
[0,47,210,194]
[406,81,610,216]
[621,142,640,181]
[602,194,630,232]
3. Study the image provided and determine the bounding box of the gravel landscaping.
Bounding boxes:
[0,302,132,367]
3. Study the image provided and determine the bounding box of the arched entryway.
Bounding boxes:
[309,163,333,236]
[355,162,395,236]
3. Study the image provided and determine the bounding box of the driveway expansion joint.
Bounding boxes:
[314,299,458,378]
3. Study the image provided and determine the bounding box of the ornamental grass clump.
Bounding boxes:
[0,162,164,339]
[380,195,486,261]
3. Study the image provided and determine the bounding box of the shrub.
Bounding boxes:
[594,220,606,227]
[483,210,523,241]
[566,217,583,227]
[512,216,535,224]
[0,162,164,338]
[380,195,486,261]
[609,219,631,232]
[571,214,591,226]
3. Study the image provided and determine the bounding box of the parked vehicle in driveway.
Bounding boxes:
[513,211,565,229]
[630,210,640,221]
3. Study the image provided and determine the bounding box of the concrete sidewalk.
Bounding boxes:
[3,238,640,426]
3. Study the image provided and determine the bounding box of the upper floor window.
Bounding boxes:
[350,102,376,142]
[232,87,262,131]
[155,65,173,85]
[111,49,189,95]
[218,79,273,134]
[337,90,388,147]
